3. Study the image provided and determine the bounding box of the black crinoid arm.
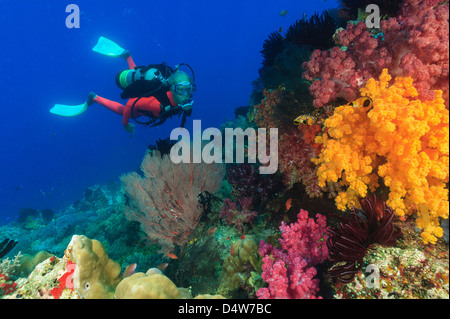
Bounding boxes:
[0,238,18,259]
[326,194,402,283]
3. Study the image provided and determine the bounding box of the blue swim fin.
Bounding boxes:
[50,102,88,117]
[92,36,126,57]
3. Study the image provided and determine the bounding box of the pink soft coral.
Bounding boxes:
[381,0,449,106]
[302,0,449,108]
[257,209,329,299]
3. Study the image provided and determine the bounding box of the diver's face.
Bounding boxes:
[172,82,195,105]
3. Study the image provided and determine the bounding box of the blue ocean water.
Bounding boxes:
[0,0,337,224]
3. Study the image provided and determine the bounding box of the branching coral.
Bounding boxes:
[313,69,449,244]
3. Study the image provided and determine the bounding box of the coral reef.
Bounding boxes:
[3,235,225,299]
[1,1,449,301]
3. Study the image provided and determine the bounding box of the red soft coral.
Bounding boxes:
[303,0,449,108]
[302,22,383,107]
[278,129,323,197]
[381,0,449,106]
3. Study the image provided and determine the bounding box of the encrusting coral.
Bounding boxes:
[313,69,449,244]
[218,235,261,296]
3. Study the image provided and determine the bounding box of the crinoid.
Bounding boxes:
[260,31,285,67]
[326,194,401,283]
[0,238,18,259]
[285,11,336,51]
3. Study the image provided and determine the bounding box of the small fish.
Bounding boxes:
[122,263,137,278]
[346,97,373,110]
[248,107,255,122]
[294,115,317,126]
[278,27,283,33]
[157,263,169,271]
[237,272,248,284]
[207,226,217,236]
[240,235,246,240]
[165,252,178,259]
[285,198,292,211]
[280,10,288,17]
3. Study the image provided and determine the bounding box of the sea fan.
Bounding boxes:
[327,194,401,283]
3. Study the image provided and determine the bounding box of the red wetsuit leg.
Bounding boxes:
[126,56,136,69]
[94,95,125,116]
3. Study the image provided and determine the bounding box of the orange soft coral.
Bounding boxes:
[312,69,449,244]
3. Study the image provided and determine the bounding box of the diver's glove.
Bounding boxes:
[123,123,135,134]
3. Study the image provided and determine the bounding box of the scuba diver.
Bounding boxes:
[50,37,196,133]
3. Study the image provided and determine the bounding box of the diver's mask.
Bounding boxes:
[173,81,196,96]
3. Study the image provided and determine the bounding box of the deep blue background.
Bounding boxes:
[0,0,338,224]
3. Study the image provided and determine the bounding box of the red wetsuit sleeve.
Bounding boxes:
[123,97,162,125]
[126,56,136,69]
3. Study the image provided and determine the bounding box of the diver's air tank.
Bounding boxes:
[115,67,164,90]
